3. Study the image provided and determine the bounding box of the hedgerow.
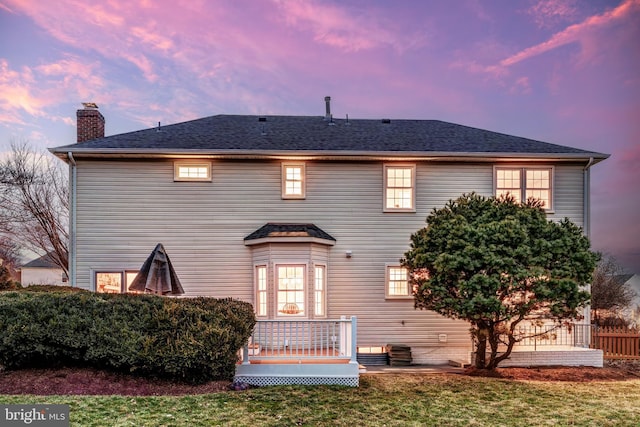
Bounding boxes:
[0,290,255,383]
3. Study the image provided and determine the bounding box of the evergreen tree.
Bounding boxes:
[402,193,597,369]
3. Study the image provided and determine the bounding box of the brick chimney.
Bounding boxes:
[76,102,105,142]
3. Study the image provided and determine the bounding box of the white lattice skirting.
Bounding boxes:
[234,362,360,387]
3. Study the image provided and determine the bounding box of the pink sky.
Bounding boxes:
[1,0,638,271]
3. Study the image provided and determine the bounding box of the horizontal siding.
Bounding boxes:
[551,164,584,227]
[74,159,585,354]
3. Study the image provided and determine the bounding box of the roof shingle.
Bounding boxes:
[245,223,336,242]
[51,115,608,160]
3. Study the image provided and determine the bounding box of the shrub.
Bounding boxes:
[0,263,20,291]
[17,285,87,293]
[0,291,255,383]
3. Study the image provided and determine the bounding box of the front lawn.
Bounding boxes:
[1,373,639,426]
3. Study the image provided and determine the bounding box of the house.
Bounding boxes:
[20,253,67,286]
[50,99,608,385]
[617,274,640,327]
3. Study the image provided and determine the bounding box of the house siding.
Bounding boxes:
[74,159,585,363]
[20,268,65,286]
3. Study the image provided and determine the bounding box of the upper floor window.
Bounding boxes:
[174,161,212,181]
[282,163,305,199]
[495,167,553,210]
[384,164,415,212]
[386,266,411,298]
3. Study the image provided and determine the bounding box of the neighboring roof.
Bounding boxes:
[615,273,635,284]
[245,223,336,246]
[21,254,59,269]
[50,115,609,163]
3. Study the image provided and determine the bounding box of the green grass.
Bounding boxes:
[2,374,639,426]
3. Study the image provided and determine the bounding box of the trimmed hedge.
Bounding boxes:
[0,291,255,383]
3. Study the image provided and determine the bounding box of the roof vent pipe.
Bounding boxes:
[324,96,331,120]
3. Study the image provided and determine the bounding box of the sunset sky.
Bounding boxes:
[1,0,638,272]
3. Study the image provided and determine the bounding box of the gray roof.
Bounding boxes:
[51,114,608,162]
[245,223,336,242]
[615,274,635,284]
[21,253,58,269]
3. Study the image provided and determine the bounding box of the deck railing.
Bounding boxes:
[241,316,358,364]
[512,323,592,350]
[511,324,640,359]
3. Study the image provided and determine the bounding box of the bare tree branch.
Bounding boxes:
[0,141,68,274]
[591,254,636,325]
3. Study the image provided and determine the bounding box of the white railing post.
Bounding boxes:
[350,316,358,363]
[242,341,250,365]
[247,318,357,362]
[340,316,348,356]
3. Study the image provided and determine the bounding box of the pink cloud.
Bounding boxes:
[121,53,158,83]
[527,0,579,29]
[130,25,174,52]
[509,76,532,95]
[3,0,432,124]
[272,0,425,53]
[0,3,14,13]
[73,2,125,28]
[497,0,640,68]
[0,56,108,129]
[617,144,640,172]
[0,59,45,120]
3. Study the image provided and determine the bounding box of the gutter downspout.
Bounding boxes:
[583,157,595,238]
[583,157,594,332]
[67,152,77,287]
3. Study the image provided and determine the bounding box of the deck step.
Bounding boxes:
[448,359,471,368]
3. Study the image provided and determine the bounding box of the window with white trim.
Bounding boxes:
[495,167,553,209]
[386,266,411,298]
[282,163,305,198]
[95,270,139,293]
[314,265,326,317]
[174,161,212,181]
[277,265,305,316]
[96,272,122,293]
[255,265,268,317]
[384,164,415,211]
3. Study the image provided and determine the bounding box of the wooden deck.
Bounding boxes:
[234,317,360,386]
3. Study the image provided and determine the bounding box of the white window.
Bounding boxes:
[495,167,553,209]
[282,163,305,198]
[277,265,305,316]
[314,265,326,317]
[96,272,122,293]
[125,271,143,294]
[96,270,140,293]
[255,265,268,317]
[174,161,212,181]
[386,266,411,298]
[384,164,415,211]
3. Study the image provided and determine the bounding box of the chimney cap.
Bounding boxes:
[81,102,98,109]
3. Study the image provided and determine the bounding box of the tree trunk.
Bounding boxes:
[474,326,488,369]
